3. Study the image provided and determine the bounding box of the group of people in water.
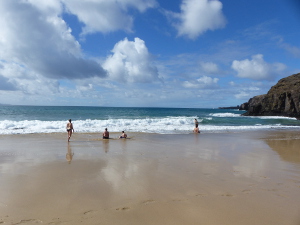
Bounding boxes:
[66,118,199,142]
[102,127,127,139]
[66,119,127,142]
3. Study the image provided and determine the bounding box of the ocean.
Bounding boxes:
[0,105,299,135]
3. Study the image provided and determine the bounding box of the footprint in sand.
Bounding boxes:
[242,189,251,194]
[221,193,234,197]
[142,200,155,205]
[82,210,98,220]
[15,219,43,224]
[172,198,188,202]
[48,220,69,225]
[195,193,207,197]
[116,207,130,211]
[83,210,96,215]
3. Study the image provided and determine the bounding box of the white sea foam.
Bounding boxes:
[200,125,286,131]
[0,117,193,134]
[210,113,297,120]
[209,113,241,117]
[0,117,298,135]
[253,116,297,120]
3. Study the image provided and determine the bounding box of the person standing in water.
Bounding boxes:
[194,118,198,127]
[194,119,200,133]
[193,124,200,133]
[66,119,74,142]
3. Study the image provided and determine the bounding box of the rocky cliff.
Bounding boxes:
[241,73,300,119]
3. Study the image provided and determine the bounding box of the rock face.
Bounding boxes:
[242,73,300,119]
[239,102,249,111]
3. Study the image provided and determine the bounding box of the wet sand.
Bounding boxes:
[0,130,300,225]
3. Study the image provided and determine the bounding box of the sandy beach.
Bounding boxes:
[0,130,299,225]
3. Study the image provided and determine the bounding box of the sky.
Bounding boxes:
[0,0,299,108]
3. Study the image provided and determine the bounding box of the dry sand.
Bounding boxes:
[0,130,299,225]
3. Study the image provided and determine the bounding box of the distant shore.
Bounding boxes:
[0,130,300,225]
[218,106,239,109]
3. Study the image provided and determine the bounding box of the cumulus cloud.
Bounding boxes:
[103,37,160,83]
[183,76,219,89]
[166,0,226,39]
[231,54,286,80]
[0,1,106,80]
[62,0,158,35]
[0,0,161,104]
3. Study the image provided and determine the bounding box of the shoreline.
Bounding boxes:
[0,130,300,224]
[1,125,300,136]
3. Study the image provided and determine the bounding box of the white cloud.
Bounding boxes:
[231,54,286,80]
[277,37,300,58]
[200,61,219,74]
[26,0,62,14]
[234,91,251,100]
[62,0,157,35]
[229,81,235,86]
[283,44,300,57]
[103,37,160,83]
[0,1,106,80]
[167,0,226,39]
[0,0,160,105]
[183,76,219,89]
[76,83,93,92]
[234,85,261,100]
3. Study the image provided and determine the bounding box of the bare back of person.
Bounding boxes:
[103,128,109,139]
[119,131,127,138]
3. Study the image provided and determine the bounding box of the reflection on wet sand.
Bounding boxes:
[193,132,200,145]
[265,136,300,164]
[120,137,128,152]
[1,131,300,225]
[103,139,109,153]
[66,143,74,164]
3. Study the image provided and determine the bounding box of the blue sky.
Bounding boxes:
[0,0,299,108]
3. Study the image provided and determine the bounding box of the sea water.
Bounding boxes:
[0,105,299,135]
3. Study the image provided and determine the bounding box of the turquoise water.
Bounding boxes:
[0,105,299,134]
